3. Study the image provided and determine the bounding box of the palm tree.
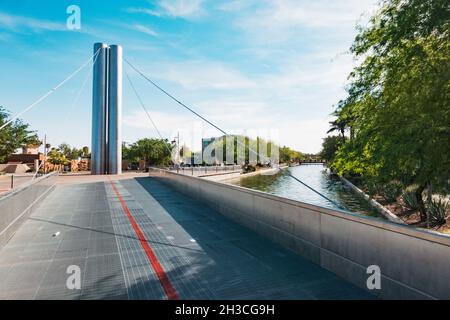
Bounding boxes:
[328,99,359,143]
[327,114,347,143]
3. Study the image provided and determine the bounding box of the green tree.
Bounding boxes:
[47,148,68,165]
[129,138,173,166]
[327,109,347,143]
[279,146,304,164]
[319,136,344,164]
[25,134,42,147]
[122,142,135,161]
[330,0,450,222]
[207,135,289,165]
[70,147,82,159]
[81,146,90,157]
[58,143,71,158]
[0,106,41,163]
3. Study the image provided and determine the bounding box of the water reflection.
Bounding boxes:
[232,164,380,218]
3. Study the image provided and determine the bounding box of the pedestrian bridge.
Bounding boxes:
[1,171,449,300]
[0,173,372,300]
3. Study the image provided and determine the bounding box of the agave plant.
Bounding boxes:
[402,188,419,210]
[381,181,403,203]
[427,198,450,226]
[363,180,383,197]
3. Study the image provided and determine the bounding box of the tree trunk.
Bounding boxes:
[415,183,427,222]
[426,182,432,228]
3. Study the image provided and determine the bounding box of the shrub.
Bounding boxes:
[381,181,403,203]
[243,164,256,173]
[362,180,383,197]
[427,198,449,226]
[402,187,419,210]
[361,180,402,202]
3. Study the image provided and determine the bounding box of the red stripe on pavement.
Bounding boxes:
[109,179,179,300]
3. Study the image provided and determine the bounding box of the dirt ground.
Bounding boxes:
[378,196,450,235]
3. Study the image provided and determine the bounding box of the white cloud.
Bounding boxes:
[123,50,352,152]
[126,7,161,17]
[0,11,66,33]
[260,0,377,28]
[216,0,258,12]
[278,117,332,153]
[193,98,334,153]
[232,0,378,44]
[259,53,356,97]
[123,110,206,150]
[127,0,204,20]
[195,99,274,128]
[159,0,204,18]
[123,110,190,133]
[156,61,256,90]
[122,0,378,153]
[133,24,158,37]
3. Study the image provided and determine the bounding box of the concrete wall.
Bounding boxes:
[149,168,450,300]
[0,172,57,248]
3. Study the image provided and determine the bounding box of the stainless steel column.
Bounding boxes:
[108,45,122,174]
[91,43,108,175]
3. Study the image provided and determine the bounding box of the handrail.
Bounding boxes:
[0,171,58,200]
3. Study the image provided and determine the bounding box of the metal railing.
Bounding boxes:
[0,172,57,248]
[0,174,39,194]
[167,165,241,177]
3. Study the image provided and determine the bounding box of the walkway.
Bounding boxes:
[0,175,374,299]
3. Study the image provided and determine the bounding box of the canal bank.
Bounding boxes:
[230,164,380,218]
[203,165,289,183]
[337,175,405,224]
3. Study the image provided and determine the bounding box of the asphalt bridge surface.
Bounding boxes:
[0,176,374,299]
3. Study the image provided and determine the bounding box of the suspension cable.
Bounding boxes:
[125,58,227,136]
[63,49,100,125]
[32,49,101,179]
[124,68,174,157]
[124,58,347,211]
[0,48,101,131]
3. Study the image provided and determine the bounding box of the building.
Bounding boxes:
[6,143,44,167]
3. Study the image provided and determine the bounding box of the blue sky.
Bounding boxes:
[0,0,378,153]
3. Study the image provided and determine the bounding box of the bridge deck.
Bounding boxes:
[0,176,373,299]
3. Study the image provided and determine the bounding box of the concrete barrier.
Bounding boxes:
[149,168,450,300]
[338,175,405,224]
[0,172,57,248]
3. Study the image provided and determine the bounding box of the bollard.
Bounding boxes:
[10,175,14,189]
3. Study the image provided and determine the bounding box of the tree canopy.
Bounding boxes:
[125,138,173,166]
[0,106,41,163]
[206,135,303,165]
[319,136,344,163]
[324,0,450,221]
[47,148,68,166]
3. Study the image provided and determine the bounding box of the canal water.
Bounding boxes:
[232,164,381,218]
